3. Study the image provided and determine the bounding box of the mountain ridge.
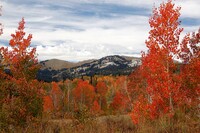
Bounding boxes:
[37,55,141,82]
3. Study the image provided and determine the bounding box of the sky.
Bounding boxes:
[0,0,199,61]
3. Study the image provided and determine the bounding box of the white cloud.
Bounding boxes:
[177,0,200,19]
[0,0,199,61]
[36,42,138,61]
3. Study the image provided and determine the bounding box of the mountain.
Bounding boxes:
[40,59,76,70]
[37,55,141,82]
[40,59,96,70]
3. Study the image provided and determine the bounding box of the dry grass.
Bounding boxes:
[36,115,135,133]
[1,113,199,133]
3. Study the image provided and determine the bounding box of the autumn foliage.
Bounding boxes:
[179,29,200,108]
[73,80,95,108]
[96,81,108,110]
[0,1,199,132]
[43,95,54,113]
[91,100,101,114]
[50,82,63,111]
[1,19,39,80]
[129,0,200,124]
[0,18,43,129]
[110,91,125,111]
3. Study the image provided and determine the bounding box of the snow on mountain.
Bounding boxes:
[37,55,141,82]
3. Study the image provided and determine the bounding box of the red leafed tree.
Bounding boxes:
[0,18,43,128]
[1,18,39,80]
[91,100,101,114]
[43,95,54,113]
[50,82,63,111]
[96,81,108,96]
[128,67,147,111]
[128,68,146,100]
[179,29,200,108]
[130,0,189,123]
[130,95,149,124]
[96,81,108,110]
[73,80,95,108]
[110,91,125,112]
[115,76,127,90]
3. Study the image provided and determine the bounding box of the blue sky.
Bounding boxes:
[0,0,200,61]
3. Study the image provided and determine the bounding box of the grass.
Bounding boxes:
[3,112,199,133]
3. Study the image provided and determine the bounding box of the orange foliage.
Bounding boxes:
[0,18,43,126]
[96,81,108,96]
[91,100,101,114]
[43,95,54,112]
[110,91,125,111]
[115,76,126,90]
[130,0,193,124]
[73,80,95,107]
[50,82,63,111]
[128,67,146,100]
[179,29,200,107]
[143,0,184,115]
[1,18,39,80]
[130,95,149,124]
[96,81,108,110]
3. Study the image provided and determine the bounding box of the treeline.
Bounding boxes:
[42,76,130,118]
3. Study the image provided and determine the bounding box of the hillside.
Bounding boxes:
[40,59,96,70]
[37,55,141,82]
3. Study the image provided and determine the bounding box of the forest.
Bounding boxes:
[0,0,199,132]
